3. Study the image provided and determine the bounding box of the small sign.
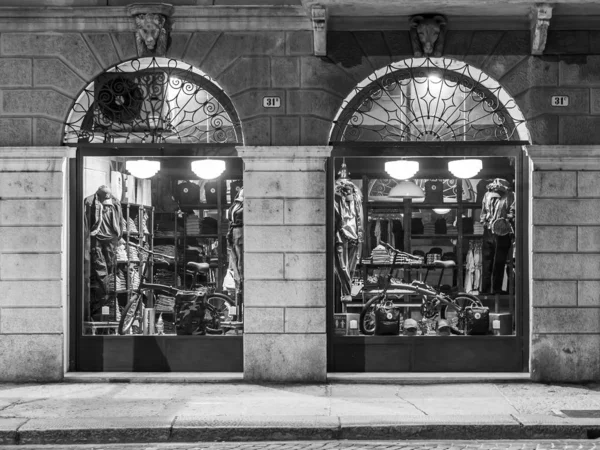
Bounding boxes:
[262,96,281,108]
[551,95,569,107]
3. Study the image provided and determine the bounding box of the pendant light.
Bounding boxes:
[388,180,425,202]
[125,160,160,179]
[448,159,482,179]
[433,208,451,215]
[385,160,419,180]
[191,159,226,180]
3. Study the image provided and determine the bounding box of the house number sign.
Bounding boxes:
[551,95,569,107]
[263,96,281,108]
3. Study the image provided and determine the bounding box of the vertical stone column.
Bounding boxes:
[0,147,72,381]
[528,145,600,382]
[238,146,331,382]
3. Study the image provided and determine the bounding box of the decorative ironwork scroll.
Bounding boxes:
[330,58,528,143]
[64,57,242,144]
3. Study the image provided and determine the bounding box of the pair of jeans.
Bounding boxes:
[228,227,243,292]
[481,228,512,293]
[90,236,118,300]
[335,239,360,298]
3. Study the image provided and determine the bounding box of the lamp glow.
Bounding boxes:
[448,159,482,179]
[191,159,226,180]
[385,160,419,180]
[125,160,160,179]
[388,180,425,202]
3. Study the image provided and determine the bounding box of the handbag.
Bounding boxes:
[223,268,236,291]
[374,301,400,335]
[491,217,513,236]
[463,306,490,335]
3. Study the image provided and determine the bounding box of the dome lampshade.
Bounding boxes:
[191,159,226,180]
[388,180,425,201]
[125,160,160,179]
[385,160,419,180]
[448,159,482,179]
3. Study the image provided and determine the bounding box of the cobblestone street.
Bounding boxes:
[0,441,599,450]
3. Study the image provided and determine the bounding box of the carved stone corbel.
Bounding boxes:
[127,3,174,58]
[409,14,447,58]
[530,3,553,56]
[311,4,327,57]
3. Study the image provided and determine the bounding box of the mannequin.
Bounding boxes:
[334,162,363,302]
[227,187,243,293]
[84,185,123,319]
[480,178,514,293]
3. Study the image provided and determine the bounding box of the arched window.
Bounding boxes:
[330,58,529,143]
[64,57,242,145]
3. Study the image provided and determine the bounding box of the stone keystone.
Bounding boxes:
[127,3,174,57]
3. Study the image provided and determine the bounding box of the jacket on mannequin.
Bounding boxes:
[84,186,123,316]
[479,178,514,293]
[334,165,363,301]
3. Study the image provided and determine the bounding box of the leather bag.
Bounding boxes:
[374,301,401,335]
[464,306,490,335]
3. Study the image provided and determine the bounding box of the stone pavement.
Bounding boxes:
[0,382,600,445]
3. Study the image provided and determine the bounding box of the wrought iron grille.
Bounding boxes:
[331,58,527,143]
[64,58,242,144]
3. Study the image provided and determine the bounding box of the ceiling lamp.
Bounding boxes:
[388,180,425,202]
[191,159,226,180]
[385,160,419,180]
[125,160,160,179]
[448,159,483,179]
[433,208,451,215]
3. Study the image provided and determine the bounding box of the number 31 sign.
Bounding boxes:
[263,96,281,108]
[551,95,569,107]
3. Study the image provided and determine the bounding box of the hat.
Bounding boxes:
[403,318,418,330]
[437,319,451,336]
[489,178,511,193]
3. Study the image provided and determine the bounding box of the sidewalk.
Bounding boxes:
[1,377,600,445]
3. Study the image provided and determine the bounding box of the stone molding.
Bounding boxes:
[530,3,553,55]
[236,146,332,160]
[0,147,76,159]
[526,145,600,170]
[0,6,312,32]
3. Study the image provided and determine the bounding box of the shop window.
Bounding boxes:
[81,155,244,337]
[333,156,519,338]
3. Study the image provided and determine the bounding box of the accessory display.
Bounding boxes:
[374,301,401,335]
[463,306,490,335]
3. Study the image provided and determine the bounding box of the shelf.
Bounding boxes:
[121,202,152,208]
[186,234,219,238]
[180,203,231,210]
[117,260,140,264]
[411,234,458,238]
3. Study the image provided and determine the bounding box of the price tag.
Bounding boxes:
[551,95,569,107]
[102,306,110,315]
[493,320,501,330]
[229,306,237,316]
[262,96,281,108]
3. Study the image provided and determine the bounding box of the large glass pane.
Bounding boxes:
[81,155,244,337]
[332,156,518,338]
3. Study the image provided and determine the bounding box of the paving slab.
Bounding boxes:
[17,417,174,445]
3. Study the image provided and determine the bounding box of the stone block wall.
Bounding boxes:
[239,146,329,382]
[529,147,600,382]
[0,148,70,381]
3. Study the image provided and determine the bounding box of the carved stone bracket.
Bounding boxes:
[409,14,447,58]
[127,3,174,57]
[311,4,327,57]
[530,3,553,56]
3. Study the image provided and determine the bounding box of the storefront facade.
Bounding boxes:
[1,1,599,383]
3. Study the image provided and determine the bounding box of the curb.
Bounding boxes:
[2,420,600,445]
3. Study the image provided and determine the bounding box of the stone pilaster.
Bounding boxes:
[528,145,600,382]
[237,146,331,382]
[0,147,73,381]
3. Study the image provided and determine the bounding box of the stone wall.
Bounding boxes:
[239,146,329,382]
[0,148,71,381]
[2,28,600,147]
[529,146,600,382]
